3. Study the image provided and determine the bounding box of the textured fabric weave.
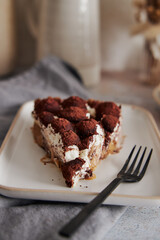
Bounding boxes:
[0,56,126,240]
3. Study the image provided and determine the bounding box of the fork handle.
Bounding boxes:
[59,177,122,237]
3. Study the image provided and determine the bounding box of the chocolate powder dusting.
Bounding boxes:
[96,102,120,120]
[101,114,119,133]
[61,158,85,187]
[87,99,100,108]
[85,169,93,179]
[61,130,80,147]
[38,111,55,127]
[78,136,93,150]
[62,96,87,109]
[51,118,73,133]
[76,119,98,138]
[35,97,61,115]
[58,106,88,122]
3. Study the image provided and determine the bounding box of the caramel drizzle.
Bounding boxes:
[40,156,53,165]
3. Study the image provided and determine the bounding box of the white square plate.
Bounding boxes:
[0,101,160,206]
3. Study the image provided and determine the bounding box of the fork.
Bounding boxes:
[59,145,153,238]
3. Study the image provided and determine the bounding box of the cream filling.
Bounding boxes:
[43,125,64,161]
[71,161,90,186]
[42,125,79,163]
[79,124,104,163]
[86,112,90,119]
[42,122,104,165]
[35,115,122,186]
[72,125,105,186]
[110,116,122,143]
[72,135,105,186]
[86,104,96,118]
[33,105,122,186]
[79,135,104,164]
[65,145,79,162]
[96,124,104,135]
[36,113,121,159]
[79,149,89,163]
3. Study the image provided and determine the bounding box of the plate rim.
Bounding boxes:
[1,183,160,201]
[0,100,160,201]
[153,84,160,105]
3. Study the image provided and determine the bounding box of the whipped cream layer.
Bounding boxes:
[41,121,105,165]
[109,117,122,145]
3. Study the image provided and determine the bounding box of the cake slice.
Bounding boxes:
[32,96,122,187]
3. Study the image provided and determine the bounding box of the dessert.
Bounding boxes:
[32,96,122,187]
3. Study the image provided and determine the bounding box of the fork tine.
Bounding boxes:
[138,149,153,179]
[118,145,136,174]
[133,147,147,175]
[127,146,142,174]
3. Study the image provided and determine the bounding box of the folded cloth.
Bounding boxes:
[0,56,126,240]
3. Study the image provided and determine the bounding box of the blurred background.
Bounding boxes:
[1,0,160,87]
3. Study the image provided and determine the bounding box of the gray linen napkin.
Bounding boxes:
[0,56,126,240]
